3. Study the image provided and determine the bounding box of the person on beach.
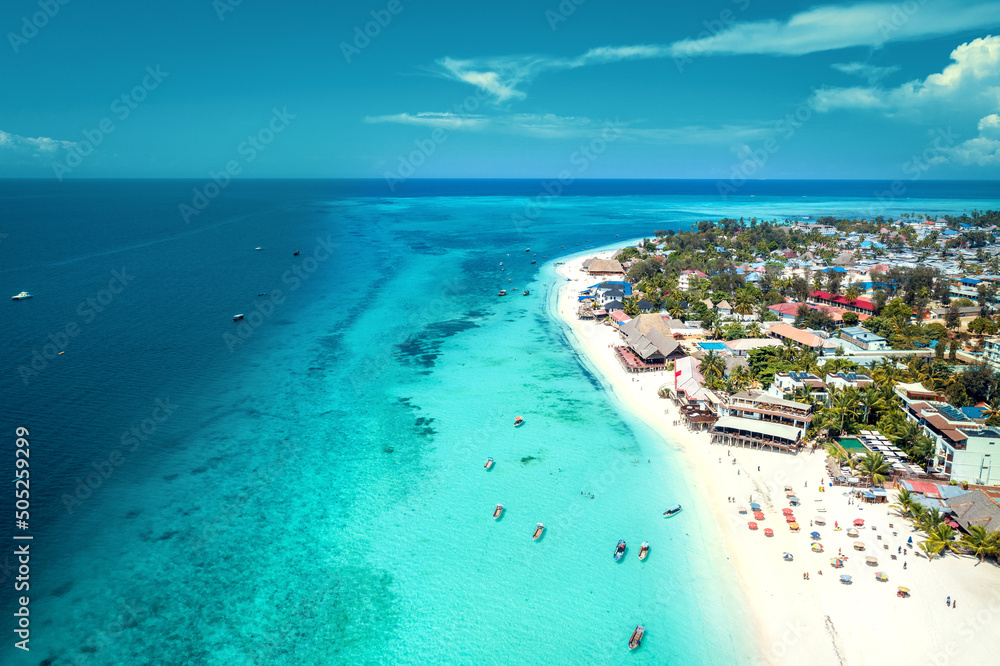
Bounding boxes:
[904,562,907,570]
[947,596,951,607]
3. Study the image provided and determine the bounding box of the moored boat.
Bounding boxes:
[498,289,507,296]
[514,416,524,427]
[484,457,494,470]
[638,542,649,560]
[663,504,682,517]
[293,250,300,256]
[11,291,32,300]
[522,290,530,296]
[533,523,544,540]
[629,625,644,650]
[233,314,245,321]
[614,540,626,561]
[493,504,503,519]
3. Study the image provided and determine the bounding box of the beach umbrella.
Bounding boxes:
[789,522,800,531]
[748,521,758,530]
[866,556,878,566]
[789,496,800,503]
[898,586,910,593]
[785,514,797,523]
[853,518,865,526]
[811,543,824,552]
[783,485,793,491]
[834,521,839,528]
[814,516,826,525]
[764,528,774,537]
[831,558,844,568]
[784,490,795,497]
[810,531,821,539]
[750,503,761,511]
[876,572,888,582]
[847,528,859,537]
[907,536,912,545]
[738,506,747,513]
[854,541,865,551]
[782,508,794,515]
[840,575,853,584]
[754,511,765,520]
[783,552,793,561]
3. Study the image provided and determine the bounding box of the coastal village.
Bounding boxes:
[557,211,1000,664]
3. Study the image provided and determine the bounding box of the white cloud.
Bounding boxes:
[811,35,1000,114]
[0,129,76,156]
[945,113,1000,165]
[831,61,901,84]
[364,112,489,130]
[433,1,1000,102]
[363,111,771,144]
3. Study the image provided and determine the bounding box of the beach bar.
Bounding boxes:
[710,416,802,452]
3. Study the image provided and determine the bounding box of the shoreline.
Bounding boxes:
[547,245,1000,665]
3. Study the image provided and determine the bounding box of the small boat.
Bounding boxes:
[638,542,649,560]
[533,523,544,540]
[498,290,507,296]
[530,261,536,264]
[628,625,644,650]
[484,457,494,470]
[614,540,626,561]
[254,246,262,251]
[293,250,300,256]
[514,416,524,427]
[493,504,503,519]
[525,248,530,252]
[233,314,245,321]
[257,293,267,297]
[522,290,530,296]
[12,291,33,300]
[663,504,682,517]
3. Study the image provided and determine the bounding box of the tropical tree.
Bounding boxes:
[961,525,1000,563]
[844,283,862,302]
[923,524,961,558]
[892,487,917,518]
[857,452,892,486]
[733,288,759,316]
[699,351,726,383]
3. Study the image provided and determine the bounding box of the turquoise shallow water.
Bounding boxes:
[2,181,997,664]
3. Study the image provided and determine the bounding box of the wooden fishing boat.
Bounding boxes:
[484,457,494,470]
[514,416,524,427]
[663,504,682,517]
[638,542,649,560]
[498,289,507,296]
[533,523,544,540]
[629,625,644,650]
[614,540,626,561]
[493,504,503,519]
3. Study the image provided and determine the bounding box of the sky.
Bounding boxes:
[2,0,1000,180]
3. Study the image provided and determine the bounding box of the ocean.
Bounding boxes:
[1,179,998,665]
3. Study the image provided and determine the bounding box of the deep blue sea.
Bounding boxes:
[1,179,998,665]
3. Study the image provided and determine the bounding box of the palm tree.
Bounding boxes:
[858,452,891,486]
[844,283,862,302]
[923,524,961,557]
[856,385,884,425]
[699,351,725,383]
[892,488,916,518]
[830,386,860,434]
[668,305,685,320]
[733,288,758,316]
[917,507,945,534]
[746,322,763,338]
[961,526,1000,563]
[730,365,751,392]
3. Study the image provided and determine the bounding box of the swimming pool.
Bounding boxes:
[839,437,869,452]
[699,342,728,351]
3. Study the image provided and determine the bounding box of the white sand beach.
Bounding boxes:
[554,251,1000,666]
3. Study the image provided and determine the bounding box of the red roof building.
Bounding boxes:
[809,291,876,313]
